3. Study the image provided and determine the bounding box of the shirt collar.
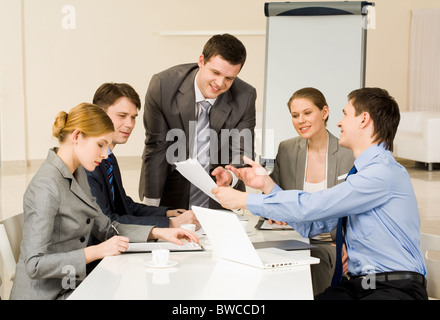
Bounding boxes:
[354,142,387,171]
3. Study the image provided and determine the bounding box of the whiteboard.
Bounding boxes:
[262,2,372,158]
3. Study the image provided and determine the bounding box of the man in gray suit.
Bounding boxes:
[139,34,256,210]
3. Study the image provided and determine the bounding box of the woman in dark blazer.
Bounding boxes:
[10,103,197,300]
[270,88,354,296]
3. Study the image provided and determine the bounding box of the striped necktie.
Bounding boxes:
[331,165,357,287]
[189,100,211,208]
[104,155,115,202]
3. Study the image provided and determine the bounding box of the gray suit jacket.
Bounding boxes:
[270,131,355,190]
[139,63,256,209]
[10,149,153,300]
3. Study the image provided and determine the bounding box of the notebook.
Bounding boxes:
[192,206,319,269]
[252,239,316,251]
[125,241,202,253]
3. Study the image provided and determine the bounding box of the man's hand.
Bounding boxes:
[212,186,249,210]
[168,210,201,230]
[226,156,275,194]
[211,166,233,187]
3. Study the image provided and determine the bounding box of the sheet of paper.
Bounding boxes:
[175,158,219,203]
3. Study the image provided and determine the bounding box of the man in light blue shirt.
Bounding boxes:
[213,87,428,300]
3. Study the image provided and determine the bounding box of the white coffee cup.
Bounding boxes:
[152,249,169,266]
[181,223,196,232]
[240,220,249,233]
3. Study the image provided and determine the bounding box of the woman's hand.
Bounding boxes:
[267,219,287,226]
[84,235,129,263]
[150,227,199,245]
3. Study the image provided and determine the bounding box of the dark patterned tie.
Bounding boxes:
[189,101,211,208]
[331,165,357,287]
[104,155,115,202]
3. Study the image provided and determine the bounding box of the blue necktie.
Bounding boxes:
[104,155,115,202]
[331,165,357,287]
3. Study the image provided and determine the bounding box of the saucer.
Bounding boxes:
[144,260,178,268]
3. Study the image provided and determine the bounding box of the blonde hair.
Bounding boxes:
[52,103,114,143]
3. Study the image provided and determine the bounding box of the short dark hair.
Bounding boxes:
[202,33,247,68]
[348,87,400,152]
[93,83,141,111]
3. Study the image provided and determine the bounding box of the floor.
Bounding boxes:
[1,156,439,237]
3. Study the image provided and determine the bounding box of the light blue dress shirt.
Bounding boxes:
[247,143,426,276]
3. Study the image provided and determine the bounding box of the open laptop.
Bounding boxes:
[192,206,319,269]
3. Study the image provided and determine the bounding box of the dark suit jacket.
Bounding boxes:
[87,153,170,228]
[139,63,257,209]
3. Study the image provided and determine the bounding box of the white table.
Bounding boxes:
[68,217,315,300]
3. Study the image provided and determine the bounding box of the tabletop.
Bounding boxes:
[68,215,315,300]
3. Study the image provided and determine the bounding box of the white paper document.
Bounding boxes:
[175,158,219,203]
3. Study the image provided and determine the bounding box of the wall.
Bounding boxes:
[365,0,440,110]
[1,0,439,165]
[0,0,27,165]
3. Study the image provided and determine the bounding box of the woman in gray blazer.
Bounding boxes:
[270,88,354,296]
[10,103,198,300]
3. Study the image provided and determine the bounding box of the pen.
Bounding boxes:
[177,210,184,214]
[111,224,120,235]
[232,161,266,169]
[232,164,252,169]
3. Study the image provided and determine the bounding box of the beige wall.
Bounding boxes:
[1,0,439,165]
[365,0,440,109]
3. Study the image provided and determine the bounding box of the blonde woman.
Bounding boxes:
[11,103,197,300]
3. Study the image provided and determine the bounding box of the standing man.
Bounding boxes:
[213,88,428,300]
[139,34,256,210]
[87,83,199,229]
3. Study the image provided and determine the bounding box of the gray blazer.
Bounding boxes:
[270,131,355,190]
[10,149,153,300]
[139,63,256,209]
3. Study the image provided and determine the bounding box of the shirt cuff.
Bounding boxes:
[246,183,283,216]
[143,197,161,207]
[271,184,283,193]
[228,170,239,187]
[246,193,264,217]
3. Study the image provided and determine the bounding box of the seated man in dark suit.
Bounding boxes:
[87,82,199,229]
